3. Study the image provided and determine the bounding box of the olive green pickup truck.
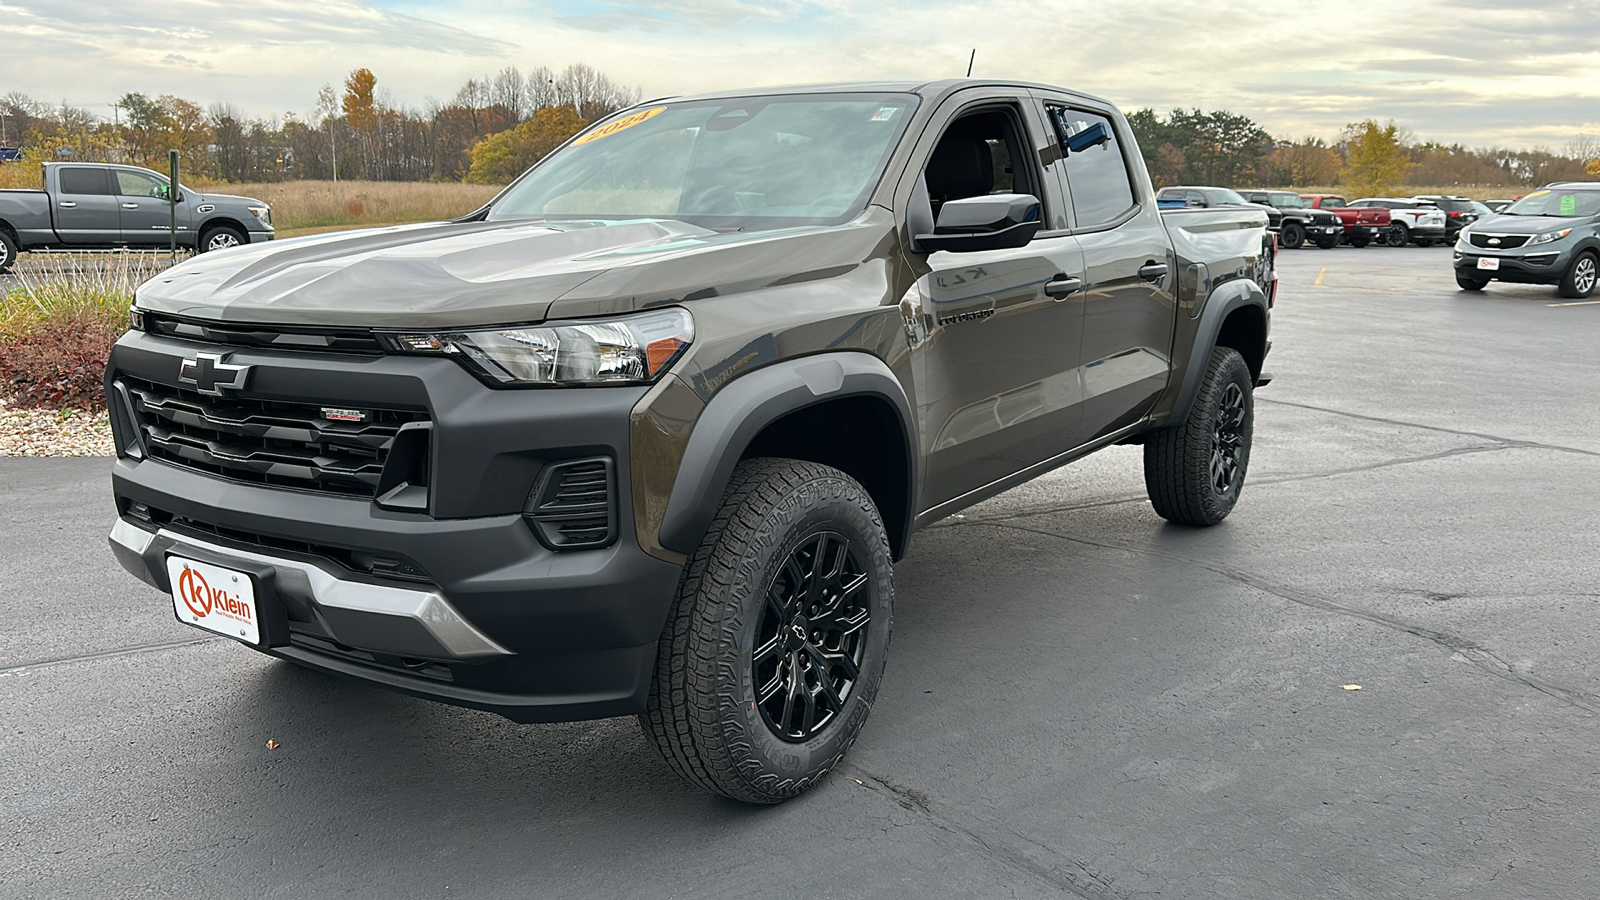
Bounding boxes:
[107,79,1275,803]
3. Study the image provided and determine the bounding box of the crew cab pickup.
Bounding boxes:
[0,162,273,271]
[106,80,1275,803]
[1301,193,1389,248]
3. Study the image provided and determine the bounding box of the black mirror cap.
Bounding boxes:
[914,193,1042,253]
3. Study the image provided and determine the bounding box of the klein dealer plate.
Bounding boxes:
[167,556,260,644]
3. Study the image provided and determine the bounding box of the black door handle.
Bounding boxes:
[1138,262,1169,281]
[1044,276,1082,299]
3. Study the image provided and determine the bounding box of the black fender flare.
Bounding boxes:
[1158,279,1269,428]
[658,352,918,559]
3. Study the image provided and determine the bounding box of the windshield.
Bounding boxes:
[1267,193,1311,209]
[487,93,918,229]
[1315,196,1347,208]
[1208,188,1249,205]
[1503,189,1600,217]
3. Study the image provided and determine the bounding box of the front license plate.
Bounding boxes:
[167,556,260,644]
[1477,257,1500,271]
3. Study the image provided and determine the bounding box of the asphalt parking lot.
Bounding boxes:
[5,245,1600,899]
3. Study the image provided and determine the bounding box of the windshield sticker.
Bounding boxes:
[870,107,899,122]
[573,107,666,146]
[1561,194,1578,215]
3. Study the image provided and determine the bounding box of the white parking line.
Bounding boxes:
[1547,300,1600,307]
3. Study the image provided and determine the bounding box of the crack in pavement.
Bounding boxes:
[839,766,1138,899]
[1257,397,1600,459]
[0,637,218,677]
[963,520,1600,717]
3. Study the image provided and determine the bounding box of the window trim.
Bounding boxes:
[1043,103,1140,235]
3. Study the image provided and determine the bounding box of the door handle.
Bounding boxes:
[121,202,139,209]
[1044,275,1083,299]
[58,201,77,208]
[1138,262,1169,281]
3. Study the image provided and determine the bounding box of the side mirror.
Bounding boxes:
[1188,198,1208,209]
[914,193,1042,253]
[1064,122,1111,154]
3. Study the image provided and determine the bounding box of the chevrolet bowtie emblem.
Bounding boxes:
[179,352,251,396]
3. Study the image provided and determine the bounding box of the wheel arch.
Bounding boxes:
[197,216,250,247]
[1158,281,1269,428]
[658,353,918,561]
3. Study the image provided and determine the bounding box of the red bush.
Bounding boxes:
[0,318,124,410]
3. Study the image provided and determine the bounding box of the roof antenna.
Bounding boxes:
[966,49,976,77]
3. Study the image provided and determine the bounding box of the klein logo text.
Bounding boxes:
[177,566,252,622]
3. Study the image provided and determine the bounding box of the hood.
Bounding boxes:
[1471,214,1588,235]
[133,210,896,328]
[194,191,265,207]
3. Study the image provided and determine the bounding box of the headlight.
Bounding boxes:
[247,206,271,226]
[383,308,693,387]
[1529,228,1572,245]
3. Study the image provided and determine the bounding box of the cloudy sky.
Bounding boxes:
[4,0,1600,148]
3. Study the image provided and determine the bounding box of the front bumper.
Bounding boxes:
[247,229,275,244]
[106,330,684,722]
[1453,247,1570,284]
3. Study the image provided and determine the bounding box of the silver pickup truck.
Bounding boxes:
[0,162,274,271]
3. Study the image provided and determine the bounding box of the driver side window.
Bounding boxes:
[115,170,167,199]
[923,106,1044,219]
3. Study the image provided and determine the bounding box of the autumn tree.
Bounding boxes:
[1339,120,1411,197]
[466,104,585,184]
[1267,138,1341,187]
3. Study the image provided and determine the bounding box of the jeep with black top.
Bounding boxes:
[106,80,1275,803]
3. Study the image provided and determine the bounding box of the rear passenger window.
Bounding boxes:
[58,168,112,195]
[1050,108,1135,230]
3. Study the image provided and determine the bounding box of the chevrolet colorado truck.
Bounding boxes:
[1301,193,1388,248]
[0,162,273,271]
[106,80,1275,803]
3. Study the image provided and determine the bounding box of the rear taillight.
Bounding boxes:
[1449,211,1462,217]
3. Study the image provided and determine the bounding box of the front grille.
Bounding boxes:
[144,313,384,355]
[122,377,428,498]
[1470,233,1529,249]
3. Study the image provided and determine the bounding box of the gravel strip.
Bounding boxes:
[0,402,115,457]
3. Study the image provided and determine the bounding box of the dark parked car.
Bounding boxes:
[0,147,21,163]
[1237,190,1344,249]
[1347,198,1448,246]
[1453,183,1600,297]
[107,79,1276,803]
[1410,195,1492,241]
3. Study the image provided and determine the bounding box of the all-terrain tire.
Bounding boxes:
[0,228,17,273]
[1385,223,1410,247]
[1279,222,1305,250]
[1455,270,1490,291]
[640,458,894,804]
[1558,251,1598,299]
[198,224,246,253]
[1143,347,1254,526]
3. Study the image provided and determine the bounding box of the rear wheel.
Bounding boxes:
[1143,347,1254,526]
[0,229,17,273]
[1558,251,1598,298]
[1279,222,1305,250]
[1384,223,1410,247]
[1315,237,1338,249]
[1456,270,1490,291]
[641,458,894,804]
[198,224,246,253]
[1350,233,1371,249]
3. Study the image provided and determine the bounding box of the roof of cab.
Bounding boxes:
[640,79,1115,110]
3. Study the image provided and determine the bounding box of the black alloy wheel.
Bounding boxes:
[1210,382,1247,495]
[1385,223,1410,247]
[1279,222,1305,250]
[753,531,871,742]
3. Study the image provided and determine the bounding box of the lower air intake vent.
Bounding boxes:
[524,457,616,550]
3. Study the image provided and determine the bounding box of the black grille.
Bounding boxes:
[1469,233,1529,249]
[144,313,384,355]
[122,377,428,498]
[524,457,616,550]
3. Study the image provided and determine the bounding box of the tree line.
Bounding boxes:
[0,63,639,186]
[1127,107,1600,196]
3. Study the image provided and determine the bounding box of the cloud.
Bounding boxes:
[1,0,1598,148]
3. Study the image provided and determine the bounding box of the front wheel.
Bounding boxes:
[1559,251,1598,298]
[1456,270,1490,291]
[1143,347,1254,526]
[198,224,246,253]
[1385,223,1410,247]
[641,458,894,803]
[1279,222,1305,250]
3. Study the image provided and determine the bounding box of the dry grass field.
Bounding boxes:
[233,181,504,233]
